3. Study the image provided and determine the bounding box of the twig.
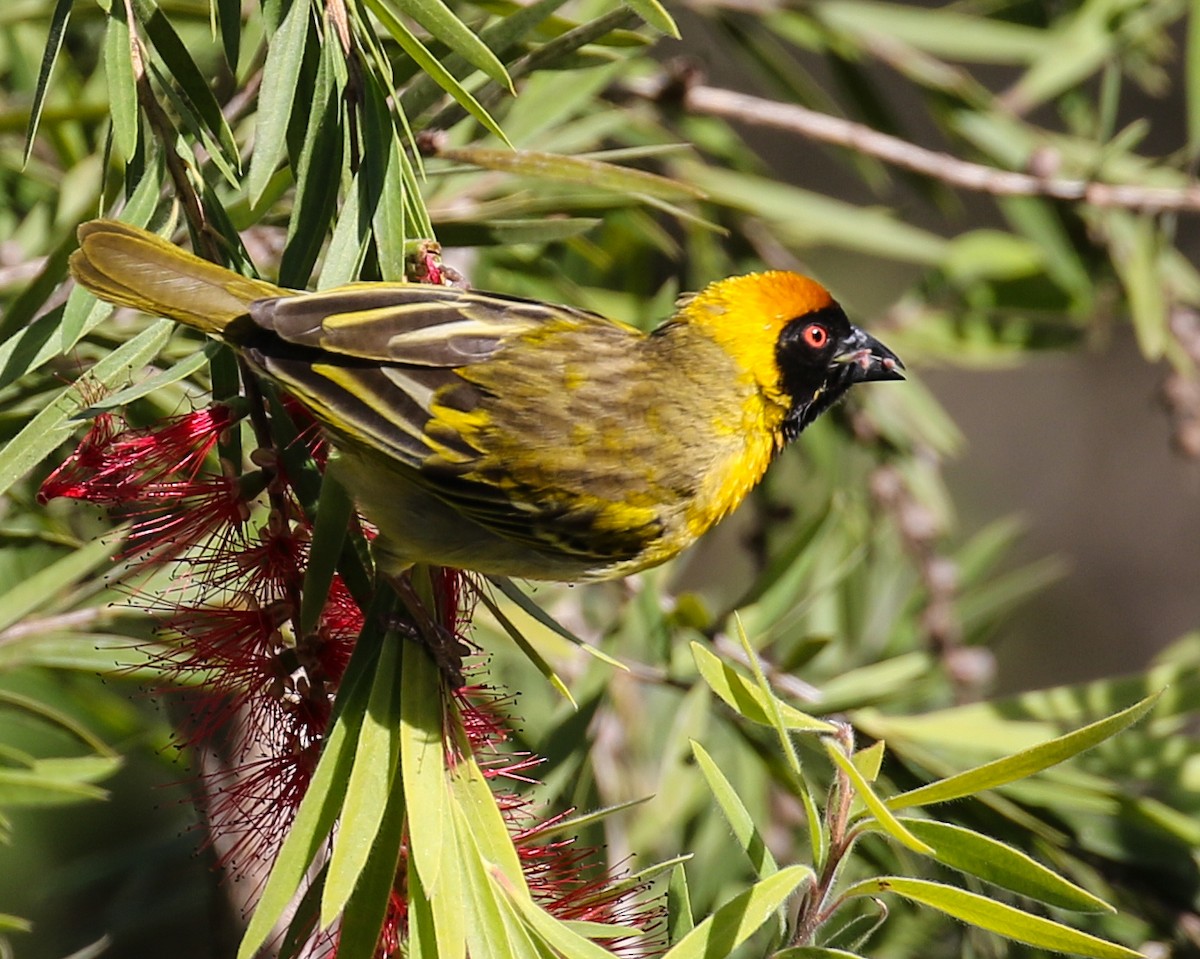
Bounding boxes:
[625,77,1200,214]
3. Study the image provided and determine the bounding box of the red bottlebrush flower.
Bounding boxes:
[39,404,259,566]
[40,404,238,505]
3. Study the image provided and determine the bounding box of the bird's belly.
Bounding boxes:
[328,451,621,581]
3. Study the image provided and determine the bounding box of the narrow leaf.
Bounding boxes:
[322,632,404,925]
[104,3,140,162]
[281,39,343,286]
[363,0,510,144]
[336,758,408,959]
[486,576,626,669]
[474,586,576,705]
[247,0,312,206]
[619,0,678,36]
[660,866,812,959]
[400,634,451,894]
[842,878,1140,959]
[667,864,694,944]
[500,880,627,959]
[389,0,511,88]
[299,473,353,636]
[691,642,833,733]
[901,819,1113,913]
[23,0,73,167]
[0,533,121,634]
[824,742,933,855]
[437,145,702,200]
[887,693,1160,810]
[79,341,221,414]
[139,3,241,169]
[691,740,779,878]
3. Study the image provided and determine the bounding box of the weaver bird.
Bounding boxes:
[70,220,903,582]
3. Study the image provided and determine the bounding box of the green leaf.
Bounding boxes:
[660,865,812,959]
[773,950,866,959]
[518,798,651,841]
[887,692,1160,810]
[0,533,120,635]
[852,741,885,783]
[1110,214,1167,360]
[1003,1,1115,113]
[501,881,629,959]
[388,0,511,89]
[247,0,312,206]
[683,165,948,264]
[824,741,933,855]
[322,632,404,925]
[691,642,834,732]
[731,613,804,778]
[900,819,1113,913]
[943,230,1044,284]
[691,740,779,878]
[0,634,174,678]
[433,217,601,246]
[104,3,140,162]
[474,586,576,705]
[447,736,527,893]
[487,576,626,669]
[400,634,451,894]
[139,3,241,171]
[59,159,162,350]
[79,341,221,413]
[438,145,703,200]
[363,0,510,145]
[23,0,73,167]
[320,178,370,289]
[299,474,354,636]
[400,0,572,118]
[0,689,116,756]
[280,39,344,286]
[0,215,76,347]
[667,864,694,945]
[0,756,121,806]
[0,319,174,499]
[215,0,241,69]
[0,914,31,933]
[336,753,408,959]
[619,0,678,37]
[817,1,1050,63]
[841,878,1141,959]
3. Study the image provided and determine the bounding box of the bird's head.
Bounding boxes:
[678,271,903,441]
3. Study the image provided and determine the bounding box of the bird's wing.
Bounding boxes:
[247,283,607,365]
[239,283,613,472]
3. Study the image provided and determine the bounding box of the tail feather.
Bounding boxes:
[70,220,287,335]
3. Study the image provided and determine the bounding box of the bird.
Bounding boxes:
[69,219,903,583]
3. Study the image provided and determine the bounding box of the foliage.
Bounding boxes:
[1,0,1200,956]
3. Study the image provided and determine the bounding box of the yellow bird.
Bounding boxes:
[70,220,903,582]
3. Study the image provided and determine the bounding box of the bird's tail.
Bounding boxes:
[69,220,286,335]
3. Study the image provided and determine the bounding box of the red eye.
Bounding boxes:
[803,323,828,349]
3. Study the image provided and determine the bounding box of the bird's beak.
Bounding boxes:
[835,327,905,383]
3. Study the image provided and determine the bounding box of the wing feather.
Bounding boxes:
[248,284,612,366]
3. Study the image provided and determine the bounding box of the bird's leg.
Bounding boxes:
[387,570,469,689]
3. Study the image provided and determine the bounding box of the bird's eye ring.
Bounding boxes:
[802,323,828,349]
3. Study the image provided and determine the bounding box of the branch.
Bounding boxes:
[626,78,1200,214]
